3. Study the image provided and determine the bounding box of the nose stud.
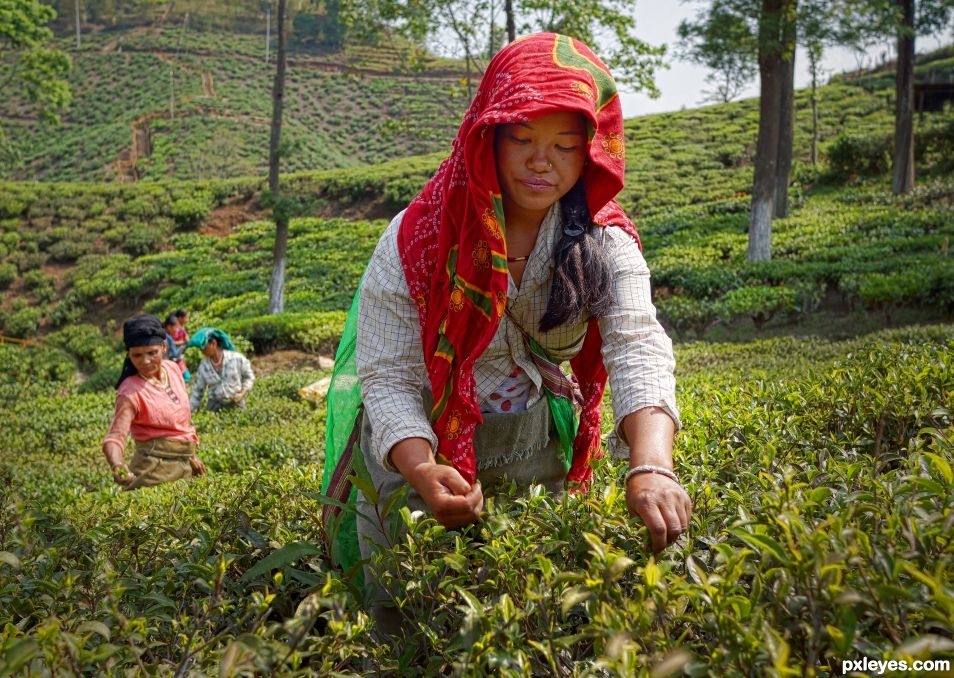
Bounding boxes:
[546,161,552,169]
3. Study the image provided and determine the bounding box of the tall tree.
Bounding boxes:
[517,0,665,94]
[440,0,491,98]
[800,1,830,166]
[267,0,289,314]
[681,0,842,251]
[773,4,797,217]
[893,0,915,193]
[0,0,71,174]
[677,4,758,104]
[836,0,954,194]
[748,0,797,262]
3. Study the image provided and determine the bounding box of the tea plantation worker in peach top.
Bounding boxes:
[103,314,206,490]
[321,32,689,631]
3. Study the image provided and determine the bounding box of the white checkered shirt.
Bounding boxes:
[356,204,680,471]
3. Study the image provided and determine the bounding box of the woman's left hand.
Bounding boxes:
[190,455,207,476]
[625,473,691,553]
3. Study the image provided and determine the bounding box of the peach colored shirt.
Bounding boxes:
[103,360,199,452]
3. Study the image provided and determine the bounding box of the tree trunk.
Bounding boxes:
[748,0,787,262]
[505,0,515,43]
[892,0,915,194]
[268,0,288,315]
[774,3,797,218]
[809,44,820,166]
[75,0,82,49]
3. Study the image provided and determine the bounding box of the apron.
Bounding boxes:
[125,437,196,490]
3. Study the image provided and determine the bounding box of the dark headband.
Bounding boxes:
[123,314,166,349]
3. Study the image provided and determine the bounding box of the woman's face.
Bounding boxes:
[202,339,219,358]
[494,110,588,225]
[128,345,163,379]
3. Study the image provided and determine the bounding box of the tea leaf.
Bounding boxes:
[241,542,322,581]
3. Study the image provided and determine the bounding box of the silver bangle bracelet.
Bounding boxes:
[624,465,679,484]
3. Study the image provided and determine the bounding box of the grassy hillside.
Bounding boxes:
[2,26,468,182]
[0,48,952,352]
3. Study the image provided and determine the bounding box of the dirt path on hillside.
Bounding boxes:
[101,1,173,53]
[115,114,154,182]
[201,71,215,98]
[101,25,151,53]
[112,51,218,181]
[200,195,264,236]
[251,350,335,377]
[154,52,216,99]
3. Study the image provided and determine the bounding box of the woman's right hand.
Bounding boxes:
[112,464,135,488]
[408,463,483,528]
[391,438,483,528]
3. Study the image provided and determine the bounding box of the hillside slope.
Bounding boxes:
[0,47,951,354]
[2,26,469,182]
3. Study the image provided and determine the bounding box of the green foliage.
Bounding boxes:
[0,262,15,289]
[677,0,758,104]
[222,311,348,355]
[826,133,891,176]
[3,307,43,338]
[0,343,75,386]
[2,29,467,182]
[170,196,212,228]
[718,284,799,327]
[0,329,951,673]
[43,323,120,373]
[0,0,72,132]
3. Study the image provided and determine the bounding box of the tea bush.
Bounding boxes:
[826,133,891,177]
[0,327,951,674]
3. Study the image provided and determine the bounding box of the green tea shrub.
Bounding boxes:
[0,327,951,674]
[44,324,120,374]
[171,196,213,228]
[15,251,47,274]
[0,344,74,386]
[47,237,92,262]
[718,284,799,327]
[221,311,346,354]
[3,307,43,338]
[124,222,168,256]
[383,176,425,210]
[0,195,29,219]
[915,116,954,172]
[654,264,742,298]
[826,133,890,176]
[656,296,724,338]
[77,365,122,393]
[21,269,54,292]
[0,262,15,290]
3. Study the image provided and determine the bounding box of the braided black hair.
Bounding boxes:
[538,179,615,332]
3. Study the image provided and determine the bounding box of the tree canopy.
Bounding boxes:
[0,0,71,171]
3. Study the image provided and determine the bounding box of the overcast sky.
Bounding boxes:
[618,3,953,119]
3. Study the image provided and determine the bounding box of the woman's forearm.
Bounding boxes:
[103,441,126,470]
[389,437,436,479]
[620,406,676,470]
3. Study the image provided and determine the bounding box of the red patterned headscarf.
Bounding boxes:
[397,32,639,487]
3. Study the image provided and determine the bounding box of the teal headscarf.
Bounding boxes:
[185,327,236,352]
